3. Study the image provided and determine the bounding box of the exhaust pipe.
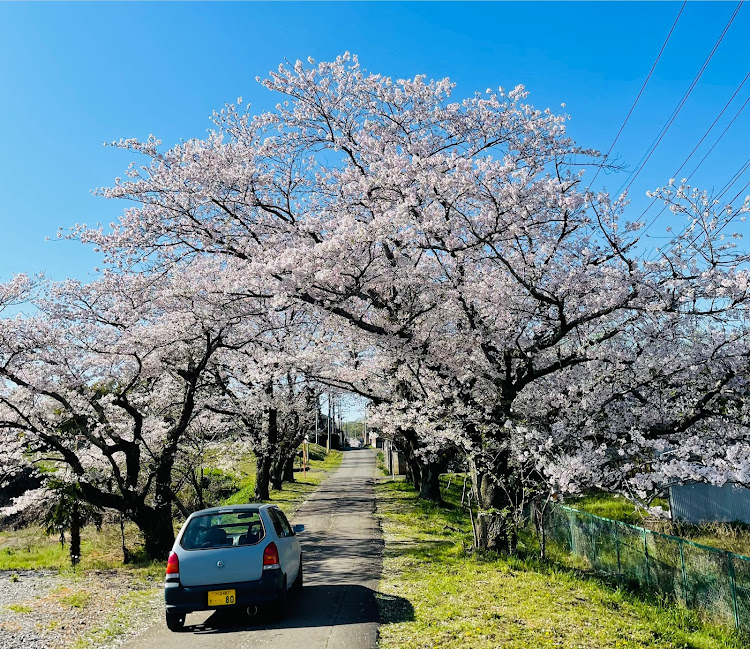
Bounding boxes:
[246,605,258,617]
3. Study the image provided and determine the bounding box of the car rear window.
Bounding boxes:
[180,511,265,550]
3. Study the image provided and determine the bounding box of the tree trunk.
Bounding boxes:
[255,453,272,501]
[283,456,295,483]
[120,513,131,564]
[69,501,81,567]
[404,453,421,489]
[255,398,278,500]
[270,446,292,491]
[136,503,176,560]
[397,429,422,490]
[533,502,547,560]
[468,453,520,554]
[417,451,452,503]
[270,460,284,492]
[271,450,296,490]
[418,462,443,502]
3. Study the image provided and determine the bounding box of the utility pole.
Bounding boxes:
[326,393,331,452]
[337,397,342,435]
[315,395,319,446]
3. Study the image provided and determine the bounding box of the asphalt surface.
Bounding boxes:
[121,449,383,649]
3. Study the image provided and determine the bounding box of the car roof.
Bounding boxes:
[186,503,282,517]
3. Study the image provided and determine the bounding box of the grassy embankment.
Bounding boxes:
[376,476,746,649]
[571,492,750,556]
[0,443,343,649]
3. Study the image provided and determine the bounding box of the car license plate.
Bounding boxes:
[208,589,236,607]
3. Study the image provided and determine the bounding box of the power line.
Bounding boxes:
[727,178,750,205]
[656,157,750,261]
[685,93,750,179]
[652,103,750,256]
[617,1,744,197]
[639,73,750,235]
[671,72,749,182]
[587,1,686,188]
[690,170,750,255]
[716,158,750,202]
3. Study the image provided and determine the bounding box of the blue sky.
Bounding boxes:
[1,1,748,284]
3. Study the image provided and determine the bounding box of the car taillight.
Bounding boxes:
[263,542,280,569]
[166,551,179,575]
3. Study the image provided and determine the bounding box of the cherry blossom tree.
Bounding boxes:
[207,304,322,500]
[298,318,460,502]
[0,263,252,558]
[72,54,750,552]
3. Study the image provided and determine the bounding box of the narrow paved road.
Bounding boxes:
[122,449,382,649]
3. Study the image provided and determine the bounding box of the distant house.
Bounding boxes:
[669,482,750,525]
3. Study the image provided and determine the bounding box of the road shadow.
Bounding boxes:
[184,584,413,634]
[298,534,384,583]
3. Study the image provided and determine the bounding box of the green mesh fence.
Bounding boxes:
[541,504,750,632]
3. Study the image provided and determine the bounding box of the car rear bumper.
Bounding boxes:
[164,570,283,614]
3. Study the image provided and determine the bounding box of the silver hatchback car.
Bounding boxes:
[164,504,303,631]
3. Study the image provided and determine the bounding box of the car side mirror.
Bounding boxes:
[292,524,305,534]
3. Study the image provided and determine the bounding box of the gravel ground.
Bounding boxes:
[0,569,162,649]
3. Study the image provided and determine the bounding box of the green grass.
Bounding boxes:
[59,589,92,608]
[570,491,651,526]
[672,522,750,557]
[570,492,750,556]
[7,603,32,613]
[0,520,163,574]
[376,450,390,476]
[376,477,746,649]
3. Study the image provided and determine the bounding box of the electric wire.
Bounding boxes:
[587,1,686,188]
[616,1,744,198]
[685,93,750,180]
[727,178,750,205]
[691,171,750,256]
[654,157,750,262]
[716,158,750,202]
[639,73,750,236]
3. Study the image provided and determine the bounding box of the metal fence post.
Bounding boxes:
[568,510,576,555]
[643,527,651,587]
[678,538,688,607]
[615,522,622,580]
[726,553,741,632]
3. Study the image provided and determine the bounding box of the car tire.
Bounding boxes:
[274,575,288,620]
[292,561,303,594]
[165,611,185,632]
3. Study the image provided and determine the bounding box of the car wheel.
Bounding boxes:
[274,575,288,619]
[292,561,303,594]
[165,610,185,632]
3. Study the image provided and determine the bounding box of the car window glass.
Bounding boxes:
[268,509,285,537]
[181,511,264,550]
[277,510,294,536]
